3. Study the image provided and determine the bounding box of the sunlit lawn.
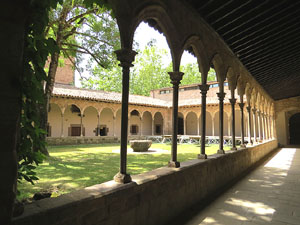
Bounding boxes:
[18,143,231,200]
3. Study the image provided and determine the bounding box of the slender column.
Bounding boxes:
[257,111,262,141]
[252,108,257,143]
[152,119,155,136]
[238,103,246,148]
[197,117,200,136]
[80,113,83,137]
[184,117,187,135]
[263,114,267,140]
[97,113,100,136]
[113,49,136,183]
[198,84,209,159]
[61,112,64,137]
[267,115,270,139]
[262,113,265,140]
[246,106,253,145]
[140,116,142,136]
[212,118,215,136]
[168,72,184,167]
[217,92,226,154]
[230,98,237,150]
[113,116,116,137]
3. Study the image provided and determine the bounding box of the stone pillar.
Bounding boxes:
[198,84,209,159]
[113,49,136,183]
[97,113,100,136]
[246,106,253,145]
[140,116,142,136]
[230,98,237,150]
[257,111,262,141]
[113,116,116,137]
[212,118,215,137]
[238,103,246,148]
[262,113,265,140]
[267,115,270,139]
[80,113,83,137]
[217,92,226,154]
[197,117,200,136]
[252,108,257,143]
[152,119,155,136]
[61,112,64,137]
[168,72,184,168]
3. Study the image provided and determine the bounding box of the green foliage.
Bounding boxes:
[19,0,60,188]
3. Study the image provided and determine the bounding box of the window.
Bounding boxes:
[130,125,139,135]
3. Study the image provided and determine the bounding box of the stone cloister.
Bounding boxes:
[2,0,300,224]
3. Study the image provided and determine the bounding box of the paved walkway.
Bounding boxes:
[182,147,300,225]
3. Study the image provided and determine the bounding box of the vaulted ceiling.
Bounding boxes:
[185,0,300,100]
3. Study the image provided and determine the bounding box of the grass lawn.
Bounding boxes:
[18,143,231,200]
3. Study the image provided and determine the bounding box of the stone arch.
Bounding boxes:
[64,104,82,137]
[154,112,164,135]
[129,109,141,136]
[186,111,198,135]
[48,103,62,137]
[213,110,229,136]
[180,35,210,83]
[100,108,114,136]
[142,111,152,135]
[131,4,181,70]
[206,111,213,136]
[83,106,98,137]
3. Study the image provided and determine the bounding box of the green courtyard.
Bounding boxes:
[18,143,231,200]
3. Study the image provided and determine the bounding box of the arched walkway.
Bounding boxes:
[83,106,98,137]
[100,108,114,136]
[206,111,213,136]
[289,113,300,144]
[186,112,198,135]
[142,111,152,135]
[48,103,62,137]
[115,109,121,137]
[130,110,141,136]
[178,112,184,135]
[64,104,82,137]
[154,112,164,135]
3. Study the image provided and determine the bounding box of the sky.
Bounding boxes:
[74,22,197,86]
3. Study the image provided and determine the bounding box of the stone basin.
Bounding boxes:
[130,140,152,152]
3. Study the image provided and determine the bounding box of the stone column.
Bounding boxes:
[263,114,267,140]
[152,119,155,136]
[61,112,64,137]
[80,113,83,137]
[238,103,246,148]
[217,92,226,154]
[252,108,257,143]
[267,115,270,139]
[230,98,237,150]
[198,84,209,159]
[197,117,200,136]
[113,116,116,137]
[212,118,215,137]
[246,106,253,145]
[168,72,184,168]
[257,111,262,141]
[113,49,136,183]
[97,113,100,136]
[262,113,265,141]
[140,116,142,136]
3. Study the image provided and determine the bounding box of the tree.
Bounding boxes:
[41,0,120,154]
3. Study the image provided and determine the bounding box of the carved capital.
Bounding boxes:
[246,106,251,113]
[229,98,237,105]
[114,48,137,68]
[168,71,184,86]
[217,92,226,101]
[199,84,210,95]
[238,102,245,110]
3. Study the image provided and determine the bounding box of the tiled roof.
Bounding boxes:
[52,84,170,107]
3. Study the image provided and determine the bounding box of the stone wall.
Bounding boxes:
[13,140,278,225]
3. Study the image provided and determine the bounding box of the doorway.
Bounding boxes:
[178,117,184,135]
[289,113,300,144]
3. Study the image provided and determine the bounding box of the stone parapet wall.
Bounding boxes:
[13,140,278,225]
[46,136,120,145]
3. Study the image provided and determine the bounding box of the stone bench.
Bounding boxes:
[130,140,152,152]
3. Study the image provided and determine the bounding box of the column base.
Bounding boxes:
[198,154,207,159]
[114,172,132,184]
[168,161,180,168]
[231,147,237,151]
[217,149,225,154]
[240,144,247,149]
